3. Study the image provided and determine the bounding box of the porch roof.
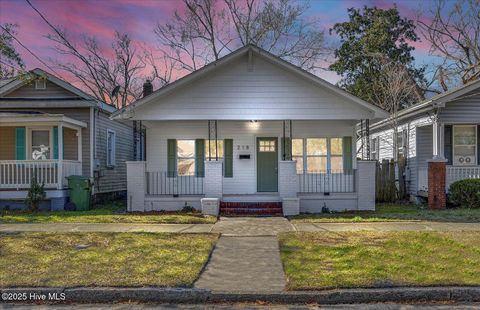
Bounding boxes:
[0,112,87,128]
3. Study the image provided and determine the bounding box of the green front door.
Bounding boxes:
[256,137,278,192]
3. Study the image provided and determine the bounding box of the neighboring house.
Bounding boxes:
[113,45,388,215]
[365,79,480,206]
[0,69,139,210]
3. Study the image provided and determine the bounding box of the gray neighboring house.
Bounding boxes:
[365,79,480,203]
[0,68,139,210]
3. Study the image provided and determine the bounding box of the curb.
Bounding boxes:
[2,287,480,304]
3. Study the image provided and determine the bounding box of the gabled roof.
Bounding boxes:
[112,44,388,120]
[0,68,117,113]
[370,78,480,130]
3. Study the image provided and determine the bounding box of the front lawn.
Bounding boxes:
[289,203,480,223]
[279,231,480,290]
[0,232,217,287]
[0,201,216,224]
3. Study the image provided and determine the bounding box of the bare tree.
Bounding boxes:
[418,0,480,89]
[154,0,328,74]
[0,23,25,78]
[371,54,422,160]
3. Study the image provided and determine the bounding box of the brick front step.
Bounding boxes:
[220,201,283,216]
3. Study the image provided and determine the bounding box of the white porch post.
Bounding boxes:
[204,161,223,198]
[126,161,146,212]
[57,124,64,189]
[77,128,82,163]
[357,160,376,211]
[432,115,444,160]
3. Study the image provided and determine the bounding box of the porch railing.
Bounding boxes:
[446,166,480,191]
[298,169,356,193]
[146,171,204,195]
[0,160,82,189]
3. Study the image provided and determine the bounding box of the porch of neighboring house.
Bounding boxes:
[0,112,86,209]
[126,120,375,216]
[416,120,480,208]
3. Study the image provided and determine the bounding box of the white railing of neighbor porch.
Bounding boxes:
[298,169,356,193]
[446,166,480,191]
[0,160,82,189]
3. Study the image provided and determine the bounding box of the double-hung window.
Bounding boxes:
[453,125,477,165]
[371,137,378,160]
[293,138,345,173]
[177,140,195,176]
[205,140,224,161]
[106,129,116,167]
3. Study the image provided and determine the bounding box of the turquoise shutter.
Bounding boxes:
[15,127,26,160]
[195,139,205,177]
[53,126,59,159]
[281,137,292,160]
[444,125,452,165]
[224,139,233,178]
[342,136,353,170]
[167,139,177,177]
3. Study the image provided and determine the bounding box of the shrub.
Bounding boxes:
[25,177,46,212]
[448,179,480,209]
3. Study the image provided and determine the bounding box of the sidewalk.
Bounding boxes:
[2,219,480,233]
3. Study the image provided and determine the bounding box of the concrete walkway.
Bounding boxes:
[2,219,480,233]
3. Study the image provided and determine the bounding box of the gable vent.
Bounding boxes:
[35,79,46,90]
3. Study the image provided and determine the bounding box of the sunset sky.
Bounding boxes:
[0,0,447,86]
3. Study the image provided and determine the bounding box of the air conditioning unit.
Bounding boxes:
[454,156,475,165]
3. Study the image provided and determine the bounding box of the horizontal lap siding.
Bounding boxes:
[439,91,480,123]
[0,127,15,160]
[94,111,133,194]
[5,80,78,98]
[146,120,355,195]
[1,108,91,176]
[135,55,372,120]
[63,127,78,160]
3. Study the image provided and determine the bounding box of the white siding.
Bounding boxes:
[134,55,373,121]
[146,120,356,195]
[439,90,480,123]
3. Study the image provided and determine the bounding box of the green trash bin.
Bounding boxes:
[67,175,92,211]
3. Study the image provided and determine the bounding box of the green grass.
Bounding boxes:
[0,201,217,224]
[279,231,480,290]
[289,203,480,223]
[0,232,218,287]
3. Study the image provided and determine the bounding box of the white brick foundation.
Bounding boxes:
[357,160,376,211]
[282,198,300,216]
[201,198,220,216]
[126,161,146,212]
[278,161,298,198]
[204,161,223,198]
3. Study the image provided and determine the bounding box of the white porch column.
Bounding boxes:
[204,160,223,198]
[57,124,64,189]
[126,161,146,212]
[357,160,376,211]
[278,160,298,198]
[77,128,82,163]
[432,117,445,159]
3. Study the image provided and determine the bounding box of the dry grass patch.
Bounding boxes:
[289,204,480,223]
[0,232,217,287]
[0,201,216,224]
[279,231,480,290]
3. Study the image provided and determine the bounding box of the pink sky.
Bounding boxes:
[0,0,441,88]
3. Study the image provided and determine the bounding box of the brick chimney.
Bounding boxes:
[143,80,153,98]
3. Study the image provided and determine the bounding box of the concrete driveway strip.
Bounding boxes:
[0,223,214,233]
[194,236,286,293]
[293,221,480,232]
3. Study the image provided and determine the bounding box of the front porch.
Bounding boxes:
[0,112,86,192]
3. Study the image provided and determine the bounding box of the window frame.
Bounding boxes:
[106,129,116,167]
[205,139,224,161]
[371,137,378,160]
[28,126,53,160]
[177,139,196,176]
[395,130,407,157]
[452,125,477,166]
[293,137,344,174]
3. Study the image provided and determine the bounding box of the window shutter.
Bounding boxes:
[167,139,177,177]
[224,139,233,177]
[15,127,26,160]
[53,126,59,159]
[444,125,452,165]
[195,139,205,177]
[342,136,353,170]
[477,125,480,165]
[281,137,292,160]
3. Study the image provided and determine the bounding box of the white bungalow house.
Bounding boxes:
[113,45,388,215]
[365,79,480,208]
[0,69,140,210]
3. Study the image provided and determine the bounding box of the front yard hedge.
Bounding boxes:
[448,179,480,209]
